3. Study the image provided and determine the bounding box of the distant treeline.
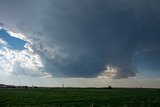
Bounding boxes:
[1,84,151,89]
[0,84,114,89]
[0,84,38,88]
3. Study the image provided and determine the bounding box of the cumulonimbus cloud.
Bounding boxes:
[0,0,160,79]
[0,29,51,78]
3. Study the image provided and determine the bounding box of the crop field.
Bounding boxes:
[0,88,160,107]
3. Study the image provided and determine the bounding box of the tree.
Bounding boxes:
[108,86,112,89]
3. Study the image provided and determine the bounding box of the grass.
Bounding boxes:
[0,88,160,106]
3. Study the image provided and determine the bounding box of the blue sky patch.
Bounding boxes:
[0,29,27,50]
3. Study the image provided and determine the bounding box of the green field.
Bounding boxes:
[0,88,160,107]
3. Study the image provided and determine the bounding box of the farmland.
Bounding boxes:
[0,88,160,106]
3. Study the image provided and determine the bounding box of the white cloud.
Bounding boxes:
[24,43,33,52]
[6,30,31,43]
[0,38,8,47]
[42,72,52,78]
[1,28,32,43]
[0,29,51,77]
[98,65,118,79]
[0,59,13,76]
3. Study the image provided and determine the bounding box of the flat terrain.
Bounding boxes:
[0,88,160,107]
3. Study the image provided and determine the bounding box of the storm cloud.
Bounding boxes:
[0,0,160,78]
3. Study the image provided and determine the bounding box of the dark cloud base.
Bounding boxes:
[40,0,160,78]
[0,0,160,79]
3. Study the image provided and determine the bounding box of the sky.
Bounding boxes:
[0,0,160,88]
